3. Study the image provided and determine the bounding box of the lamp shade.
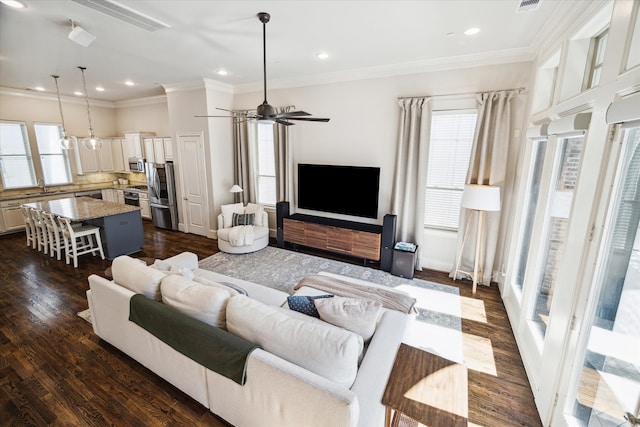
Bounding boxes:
[229,185,243,193]
[461,184,501,211]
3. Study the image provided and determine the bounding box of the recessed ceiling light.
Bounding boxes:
[74,91,83,96]
[217,69,228,76]
[464,27,480,36]
[316,52,329,60]
[125,80,134,86]
[34,86,45,91]
[95,86,105,92]
[0,0,26,9]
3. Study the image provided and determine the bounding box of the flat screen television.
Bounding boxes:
[297,163,380,219]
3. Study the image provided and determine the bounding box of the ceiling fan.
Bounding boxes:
[196,12,330,126]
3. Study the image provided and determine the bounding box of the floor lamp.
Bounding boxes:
[453,184,501,294]
[230,185,243,203]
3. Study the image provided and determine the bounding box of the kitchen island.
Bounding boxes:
[24,197,144,259]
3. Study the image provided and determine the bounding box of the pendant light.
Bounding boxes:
[78,66,102,150]
[51,74,77,150]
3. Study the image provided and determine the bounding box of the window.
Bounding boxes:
[256,123,276,205]
[586,28,608,89]
[0,121,37,189]
[34,123,72,186]
[424,110,477,229]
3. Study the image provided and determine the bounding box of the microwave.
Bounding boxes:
[128,157,145,172]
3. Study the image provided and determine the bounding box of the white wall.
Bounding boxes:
[115,97,171,137]
[233,61,533,272]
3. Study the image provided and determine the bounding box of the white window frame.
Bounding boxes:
[34,122,73,186]
[0,120,37,190]
[256,123,276,206]
[423,109,477,230]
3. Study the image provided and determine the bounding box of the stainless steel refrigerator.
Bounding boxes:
[146,161,178,230]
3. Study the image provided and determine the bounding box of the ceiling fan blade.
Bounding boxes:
[216,107,234,113]
[275,111,310,118]
[287,117,330,122]
[194,115,234,118]
[276,118,295,126]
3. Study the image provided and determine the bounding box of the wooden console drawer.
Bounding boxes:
[282,215,382,262]
[305,223,327,248]
[327,227,353,253]
[283,219,305,245]
[352,231,381,261]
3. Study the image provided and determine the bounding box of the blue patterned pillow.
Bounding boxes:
[232,212,255,226]
[287,295,334,318]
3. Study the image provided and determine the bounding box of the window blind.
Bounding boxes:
[34,123,72,186]
[257,123,276,205]
[424,111,477,229]
[0,121,37,189]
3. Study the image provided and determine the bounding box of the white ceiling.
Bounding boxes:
[0,0,597,102]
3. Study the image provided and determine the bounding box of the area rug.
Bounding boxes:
[199,247,463,361]
[77,308,91,324]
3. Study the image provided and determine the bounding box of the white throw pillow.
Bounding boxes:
[314,297,382,342]
[244,203,264,226]
[112,255,166,301]
[160,274,232,329]
[226,295,363,388]
[221,203,244,228]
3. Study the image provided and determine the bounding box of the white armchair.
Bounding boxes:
[216,203,269,254]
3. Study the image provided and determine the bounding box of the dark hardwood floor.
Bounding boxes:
[0,221,541,426]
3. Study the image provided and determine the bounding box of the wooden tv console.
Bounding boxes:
[283,214,383,262]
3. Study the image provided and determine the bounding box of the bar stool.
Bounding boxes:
[30,208,49,254]
[20,206,36,249]
[57,216,105,268]
[42,212,65,261]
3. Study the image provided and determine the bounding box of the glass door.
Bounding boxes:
[530,135,586,342]
[557,126,640,426]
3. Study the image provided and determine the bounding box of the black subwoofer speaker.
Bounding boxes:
[380,214,397,272]
[276,201,290,248]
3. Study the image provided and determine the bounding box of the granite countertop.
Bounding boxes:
[0,183,147,202]
[23,197,140,221]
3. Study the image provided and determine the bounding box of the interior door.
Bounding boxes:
[176,132,208,236]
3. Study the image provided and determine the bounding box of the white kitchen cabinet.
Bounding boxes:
[143,137,156,163]
[74,142,99,174]
[0,199,26,232]
[111,138,126,172]
[116,189,125,204]
[143,137,170,164]
[102,188,117,203]
[139,192,151,219]
[74,139,115,174]
[163,138,173,161]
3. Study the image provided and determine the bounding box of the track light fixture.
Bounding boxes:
[68,19,96,47]
[78,66,102,150]
[51,74,77,150]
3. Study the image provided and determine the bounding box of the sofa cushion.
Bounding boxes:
[221,203,244,228]
[232,212,255,226]
[217,224,269,242]
[287,294,334,318]
[315,297,382,342]
[192,275,245,296]
[226,295,363,388]
[244,203,264,226]
[161,274,233,329]
[112,255,166,301]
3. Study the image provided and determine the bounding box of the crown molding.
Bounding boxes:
[114,94,168,108]
[0,86,116,108]
[234,48,535,94]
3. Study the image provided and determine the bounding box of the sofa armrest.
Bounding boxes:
[351,309,411,427]
[260,211,268,228]
[217,213,224,230]
[206,348,359,427]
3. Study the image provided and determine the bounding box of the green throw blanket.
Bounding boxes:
[128,294,259,385]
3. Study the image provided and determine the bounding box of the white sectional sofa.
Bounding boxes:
[86,252,413,427]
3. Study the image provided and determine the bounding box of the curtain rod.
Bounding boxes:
[397,87,526,100]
